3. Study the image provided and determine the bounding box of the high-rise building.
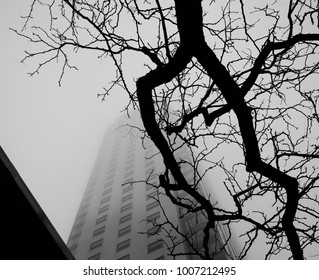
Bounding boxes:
[67,113,236,260]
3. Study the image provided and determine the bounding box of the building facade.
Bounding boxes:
[67,114,236,260]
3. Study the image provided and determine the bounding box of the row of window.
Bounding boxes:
[117,239,130,252]
[103,188,112,196]
[107,166,116,175]
[90,238,103,250]
[145,159,155,168]
[114,238,163,255]
[122,142,136,185]
[87,179,97,189]
[147,211,160,224]
[86,143,161,259]
[87,211,162,259]
[86,139,121,260]
[146,201,158,211]
[123,184,133,193]
[118,225,131,237]
[119,213,131,224]
[121,203,132,213]
[122,193,132,203]
[108,155,118,165]
[105,180,113,188]
[75,210,87,221]
[69,231,81,241]
[82,194,92,203]
[123,177,134,185]
[93,225,106,237]
[126,157,134,165]
[84,187,94,196]
[148,240,163,254]
[146,190,157,200]
[126,151,135,161]
[106,173,115,181]
[96,214,108,225]
[125,162,134,172]
[98,205,109,214]
[101,196,111,204]
[124,169,134,178]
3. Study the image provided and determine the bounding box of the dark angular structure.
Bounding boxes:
[0,146,74,260]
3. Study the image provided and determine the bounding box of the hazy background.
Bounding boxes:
[0,1,129,242]
[1,2,317,260]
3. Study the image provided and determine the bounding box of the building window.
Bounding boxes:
[109,156,118,164]
[146,184,155,191]
[145,160,155,167]
[93,226,106,237]
[103,188,112,196]
[145,173,157,185]
[73,221,85,229]
[83,195,92,202]
[88,253,101,260]
[147,211,160,223]
[149,173,156,180]
[125,163,134,171]
[147,240,163,254]
[90,238,103,251]
[117,254,130,260]
[98,205,109,214]
[69,231,82,240]
[104,181,114,188]
[100,196,111,204]
[123,177,134,184]
[118,225,131,237]
[122,193,133,202]
[146,190,157,200]
[79,203,90,211]
[85,188,94,195]
[70,226,82,237]
[124,170,134,178]
[88,180,96,188]
[76,211,87,220]
[117,239,130,252]
[121,203,132,213]
[123,185,133,193]
[119,213,132,224]
[147,225,161,237]
[106,173,115,181]
[126,157,134,165]
[107,166,116,174]
[146,201,159,211]
[96,214,108,225]
[68,243,78,252]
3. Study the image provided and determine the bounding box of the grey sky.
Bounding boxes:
[1,1,318,260]
[0,1,129,241]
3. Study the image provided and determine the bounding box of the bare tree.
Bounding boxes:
[14,0,319,259]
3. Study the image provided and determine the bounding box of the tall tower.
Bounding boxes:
[67,113,236,260]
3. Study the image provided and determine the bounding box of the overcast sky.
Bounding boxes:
[0,1,129,242]
[2,1,318,260]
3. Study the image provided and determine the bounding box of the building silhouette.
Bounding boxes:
[67,113,236,260]
[0,146,74,260]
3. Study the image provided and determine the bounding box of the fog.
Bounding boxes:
[1,1,318,260]
[0,1,129,241]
